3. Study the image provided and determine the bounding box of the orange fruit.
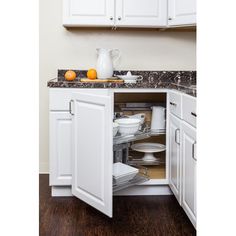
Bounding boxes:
[65,70,76,81]
[87,69,97,80]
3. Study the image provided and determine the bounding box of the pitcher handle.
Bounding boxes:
[111,49,121,68]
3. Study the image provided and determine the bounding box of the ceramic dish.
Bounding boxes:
[115,118,141,135]
[116,71,143,83]
[131,143,166,162]
[113,162,139,184]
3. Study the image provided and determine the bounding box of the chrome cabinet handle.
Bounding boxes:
[192,141,197,161]
[170,102,177,106]
[118,16,121,20]
[175,128,180,145]
[69,100,74,115]
[191,112,197,117]
[110,16,113,20]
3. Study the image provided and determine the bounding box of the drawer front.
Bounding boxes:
[49,88,110,111]
[182,95,196,127]
[169,91,182,118]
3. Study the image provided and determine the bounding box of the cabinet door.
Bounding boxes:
[72,92,113,217]
[182,121,196,227]
[50,112,72,186]
[63,0,115,27]
[169,114,181,203]
[168,0,196,26]
[116,0,167,27]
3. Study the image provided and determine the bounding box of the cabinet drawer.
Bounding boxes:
[182,95,196,127]
[169,91,182,118]
[49,88,110,111]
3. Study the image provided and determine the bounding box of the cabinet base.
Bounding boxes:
[114,185,172,196]
[51,186,73,196]
[51,185,172,197]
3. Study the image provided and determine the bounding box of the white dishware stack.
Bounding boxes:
[113,162,139,184]
[115,118,141,135]
[151,106,166,133]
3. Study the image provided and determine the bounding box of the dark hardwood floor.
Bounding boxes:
[40,174,196,236]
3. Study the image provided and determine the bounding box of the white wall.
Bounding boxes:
[39,0,196,172]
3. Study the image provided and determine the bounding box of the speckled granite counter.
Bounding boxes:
[48,70,197,97]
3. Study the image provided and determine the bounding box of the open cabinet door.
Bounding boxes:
[72,92,113,217]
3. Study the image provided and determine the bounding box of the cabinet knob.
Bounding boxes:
[118,16,121,21]
[168,17,172,21]
[110,16,113,20]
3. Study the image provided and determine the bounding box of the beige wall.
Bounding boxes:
[39,0,196,172]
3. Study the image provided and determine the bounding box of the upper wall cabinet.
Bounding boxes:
[168,0,196,26]
[115,0,167,27]
[63,0,196,28]
[63,0,115,26]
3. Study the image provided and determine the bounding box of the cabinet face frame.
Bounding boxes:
[112,89,169,184]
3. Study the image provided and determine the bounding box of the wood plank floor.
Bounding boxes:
[40,174,196,236]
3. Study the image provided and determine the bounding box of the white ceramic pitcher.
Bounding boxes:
[151,106,166,132]
[96,48,120,79]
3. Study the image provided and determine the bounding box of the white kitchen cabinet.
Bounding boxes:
[63,0,115,27]
[49,88,196,222]
[49,112,72,186]
[181,121,196,228]
[169,113,181,204]
[63,0,197,28]
[71,91,113,217]
[168,0,196,26]
[115,0,167,27]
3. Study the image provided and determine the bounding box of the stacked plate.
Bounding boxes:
[113,162,139,184]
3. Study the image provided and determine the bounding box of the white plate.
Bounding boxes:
[113,162,139,184]
[131,143,166,153]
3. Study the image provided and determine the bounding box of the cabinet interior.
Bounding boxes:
[113,92,167,190]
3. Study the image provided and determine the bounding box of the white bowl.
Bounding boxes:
[128,113,146,124]
[115,118,141,126]
[113,162,139,184]
[113,122,119,137]
[115,118,141,135]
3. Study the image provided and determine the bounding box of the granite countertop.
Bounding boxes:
[48,70,197,97]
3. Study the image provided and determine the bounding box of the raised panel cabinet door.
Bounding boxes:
[72,92,113,217]
[115,0,167,27]
[168,0,196,26]
[49,112,72,186]
[169,114,181,204]
[182,121,196,228]
[63,0,115,27]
